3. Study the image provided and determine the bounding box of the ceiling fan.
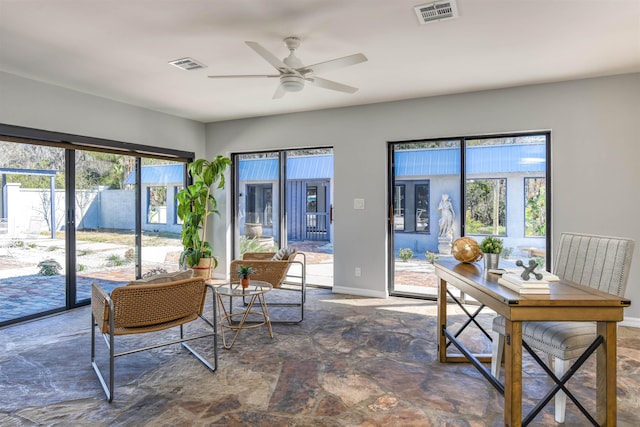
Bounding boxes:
[208,37,367,99]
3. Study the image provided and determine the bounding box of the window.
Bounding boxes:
[246,184,273,226]
[525,177,546,237]
[393,184,405,231]
[415,182,430,232]
[147,186,167,224]
[465,178,506,235]
[389,132,549,299]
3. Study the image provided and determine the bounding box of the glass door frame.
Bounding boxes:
[0,123,193,326]
[388,131,551,299]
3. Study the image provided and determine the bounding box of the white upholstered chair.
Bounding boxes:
[490,232,635,423]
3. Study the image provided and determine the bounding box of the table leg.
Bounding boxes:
[257,293,273,338]
[437,277,447,362]
[504,319,523,427]
[597,321,617,426]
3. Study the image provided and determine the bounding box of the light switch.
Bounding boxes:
[354,198,365,210]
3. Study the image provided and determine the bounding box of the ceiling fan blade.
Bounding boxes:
[272,84,286,99]
[298,53,367,75]
[308,77,358,94]
[208,74,279,79]
[245,41,293,73]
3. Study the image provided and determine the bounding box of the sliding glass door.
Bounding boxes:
[389,133,550,298]
[233,148,334,287]
[0,126,191,327]
[389,140,461,297]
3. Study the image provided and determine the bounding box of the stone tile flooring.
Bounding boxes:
[1,288,639,426]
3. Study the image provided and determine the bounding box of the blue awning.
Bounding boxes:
[395,143,546,177]
[124,164,185,185]
[126,144,544,185]
[239,155,333,181]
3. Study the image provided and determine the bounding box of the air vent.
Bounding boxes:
[168,57,207,71]
[414,1,458,24]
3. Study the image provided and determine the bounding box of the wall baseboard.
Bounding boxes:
[332,285,388,299]
[621,316,640,328]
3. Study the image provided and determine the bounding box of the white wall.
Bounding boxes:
[0,71,206,157]
[207,73,640,323]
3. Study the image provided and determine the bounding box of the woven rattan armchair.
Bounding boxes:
[91,277,217,402]
[229,249,306,323]
[490,232,635,423]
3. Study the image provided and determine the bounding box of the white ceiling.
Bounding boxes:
[1,0,639,123]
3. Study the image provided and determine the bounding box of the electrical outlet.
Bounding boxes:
[355,267,361,277]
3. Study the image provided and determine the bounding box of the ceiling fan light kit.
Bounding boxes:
[208,36,367,99]
[280,75,305,92]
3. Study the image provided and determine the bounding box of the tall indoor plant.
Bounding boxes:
[176,155,231,277]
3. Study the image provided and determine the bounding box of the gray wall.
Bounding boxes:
[1,69,638,324]
[0,71,206,158]
[207,73,640,324]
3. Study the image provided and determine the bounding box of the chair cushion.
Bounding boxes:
[272,247,296,261]
[127,269,193,286]
[492,315,597,360]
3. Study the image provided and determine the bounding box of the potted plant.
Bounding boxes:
[236,264,257,288]
[479,236,503,270]
[176,155,232,278]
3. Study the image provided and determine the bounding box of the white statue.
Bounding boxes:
[438,194,455,239]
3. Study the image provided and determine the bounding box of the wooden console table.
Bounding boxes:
[435,258,630,426]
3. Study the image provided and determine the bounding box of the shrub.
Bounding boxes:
[239,235,277,254]
[501,246,513,259]
[399,248,414,262]
[532,256,545,270]
[38,259,62,276]
[426,251,440,263]
[105,254,130,267]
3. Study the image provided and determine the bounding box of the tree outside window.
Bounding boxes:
[465,178,506,235]
[525,177,546,236]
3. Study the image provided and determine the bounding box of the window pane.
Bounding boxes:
[0,141,67,323]
[75,151,135,303]
[525,177,546,236]
[391,139,461,298]
[140,158,184,276]
[415,183,430,232]
[465,135,548,261]
[465,178,506,235]
[147,186,167,224]
[394,184,405,231]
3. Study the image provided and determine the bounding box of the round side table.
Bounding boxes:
[213,281,273,349]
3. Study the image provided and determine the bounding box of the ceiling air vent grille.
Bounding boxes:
[414,1,459,24]
[168,57,207,71]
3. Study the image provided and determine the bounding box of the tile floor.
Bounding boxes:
[1,288,639,426]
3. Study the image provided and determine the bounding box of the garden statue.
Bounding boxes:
[438,193,455,255]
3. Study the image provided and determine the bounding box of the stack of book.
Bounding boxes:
[497,273,551,294]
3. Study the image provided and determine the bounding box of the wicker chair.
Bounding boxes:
[490,232,635,423]
[229,249,306,323]
[91,276,217,402]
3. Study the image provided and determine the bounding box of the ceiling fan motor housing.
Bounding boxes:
[280,74,304,92]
